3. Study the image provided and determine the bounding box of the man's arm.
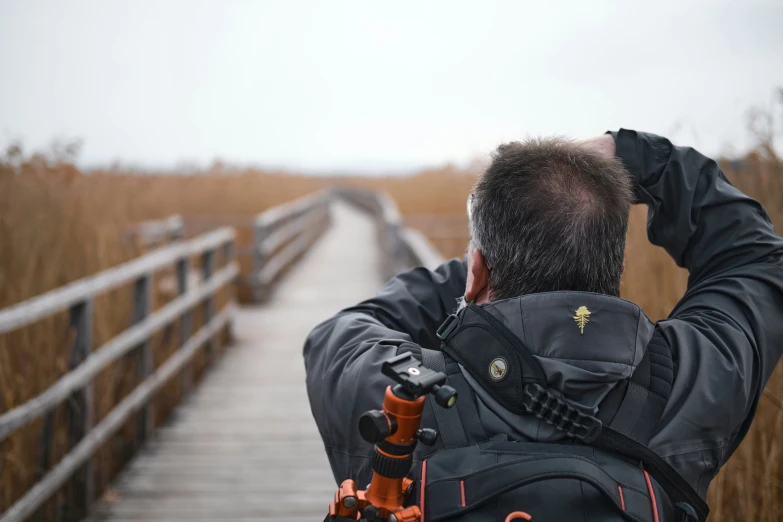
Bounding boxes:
[303,258,466,484]
[611,129,783,485]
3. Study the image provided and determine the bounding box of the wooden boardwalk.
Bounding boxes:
[89,202,386,522]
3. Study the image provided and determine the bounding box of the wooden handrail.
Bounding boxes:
[0,304,235,522]
[254,191,329,229]
[0,227,237,522]
[0,227,234,334]
[334,187,446,278]
[0,263,238,441]
[127,215,185,247]
[257,207,331,287]
[118,192,334,303]
[250,190,333,302]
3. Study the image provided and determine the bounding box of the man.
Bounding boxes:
[303,130,783,513]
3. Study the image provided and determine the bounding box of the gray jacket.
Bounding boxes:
[303,129,783,498]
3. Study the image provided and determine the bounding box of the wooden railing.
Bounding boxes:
[170,191,333,303]
[0,192,335,522]
[126,215,185,248]
[334,187,445,279]
[251,191,332,302]
[0,229,237,522]
[0,188,440,522]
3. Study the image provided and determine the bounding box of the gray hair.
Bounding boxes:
[468,137,633,300]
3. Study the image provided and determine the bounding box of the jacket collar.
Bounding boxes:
[450,291,654,412]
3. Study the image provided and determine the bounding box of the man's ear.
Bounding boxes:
[465,248,490,303]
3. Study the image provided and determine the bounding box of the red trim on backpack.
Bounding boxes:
[420,459,427,520]
[618,485,626,511]
[460,479,466,507]
[643,469,660,522]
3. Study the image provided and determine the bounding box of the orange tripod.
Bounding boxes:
[325,352,457,522]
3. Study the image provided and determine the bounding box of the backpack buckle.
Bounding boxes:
[436,314,459,341]
[676,502,699,522]
[522,384,603,443]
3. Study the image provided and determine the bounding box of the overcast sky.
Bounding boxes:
[1,0,782,172]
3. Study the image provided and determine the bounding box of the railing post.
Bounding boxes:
[131,274,153,447]
[223,239,234,274]
[221,239,235,353]
[202,249,215,363]
[35,411,55,480]
[176,257,193,395]
[252,220,267,303]
[66,298,94,520]
[169,215,185,241]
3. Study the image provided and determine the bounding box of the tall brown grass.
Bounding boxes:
[1,127,782,521]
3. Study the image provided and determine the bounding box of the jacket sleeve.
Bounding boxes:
[303,258,467,485]
[612,129,783,479]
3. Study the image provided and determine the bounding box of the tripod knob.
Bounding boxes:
[432,384,458,408]
[363,505,380,521]
[417,428,438,446]
[358,410,397,443]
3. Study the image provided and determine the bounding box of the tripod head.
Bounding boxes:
[381,353,458,405]
[358,353,457,446]
[326,351,458,522]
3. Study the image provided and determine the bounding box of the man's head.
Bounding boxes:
[465,137,633,303]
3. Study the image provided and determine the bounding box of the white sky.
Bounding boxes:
[1,0,782,172]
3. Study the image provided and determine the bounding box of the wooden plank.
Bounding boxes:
[93,497,329,516]
[107,482,332,496]
[0,263,238,441]
[0,304,235,522]
[123,455,335,470]
[123,449,329,465]
[115,466,332,483]
[0,227,234,334]
[89,514,313,522]
[140,436,324,448]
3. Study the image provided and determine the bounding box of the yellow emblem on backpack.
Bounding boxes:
[573,306,591,334]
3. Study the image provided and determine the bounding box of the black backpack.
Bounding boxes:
[408,303,708,522]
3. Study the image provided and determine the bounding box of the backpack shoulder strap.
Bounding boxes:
[420,348,470,449]
[607,329,674,444]
[593,426,706,522]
